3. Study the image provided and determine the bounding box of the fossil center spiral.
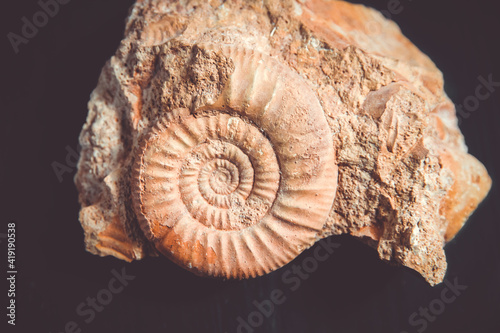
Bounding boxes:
[206,159,238,194]
[184,141,254,208]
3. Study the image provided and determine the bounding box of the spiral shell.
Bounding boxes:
[132,45,337,278]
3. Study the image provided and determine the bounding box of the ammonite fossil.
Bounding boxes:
[76,0,491,285]
[132,46,337,277]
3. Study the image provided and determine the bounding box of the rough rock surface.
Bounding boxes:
[75,0,492,285]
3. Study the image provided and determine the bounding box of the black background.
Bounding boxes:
[1,0,499,332]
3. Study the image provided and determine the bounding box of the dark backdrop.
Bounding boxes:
[1,0,499,332]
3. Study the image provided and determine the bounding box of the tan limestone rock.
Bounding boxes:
[75,0,492,285]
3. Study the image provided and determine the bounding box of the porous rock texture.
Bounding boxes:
[75,0,491,285]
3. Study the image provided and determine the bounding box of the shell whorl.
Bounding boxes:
[132,45,338,278]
